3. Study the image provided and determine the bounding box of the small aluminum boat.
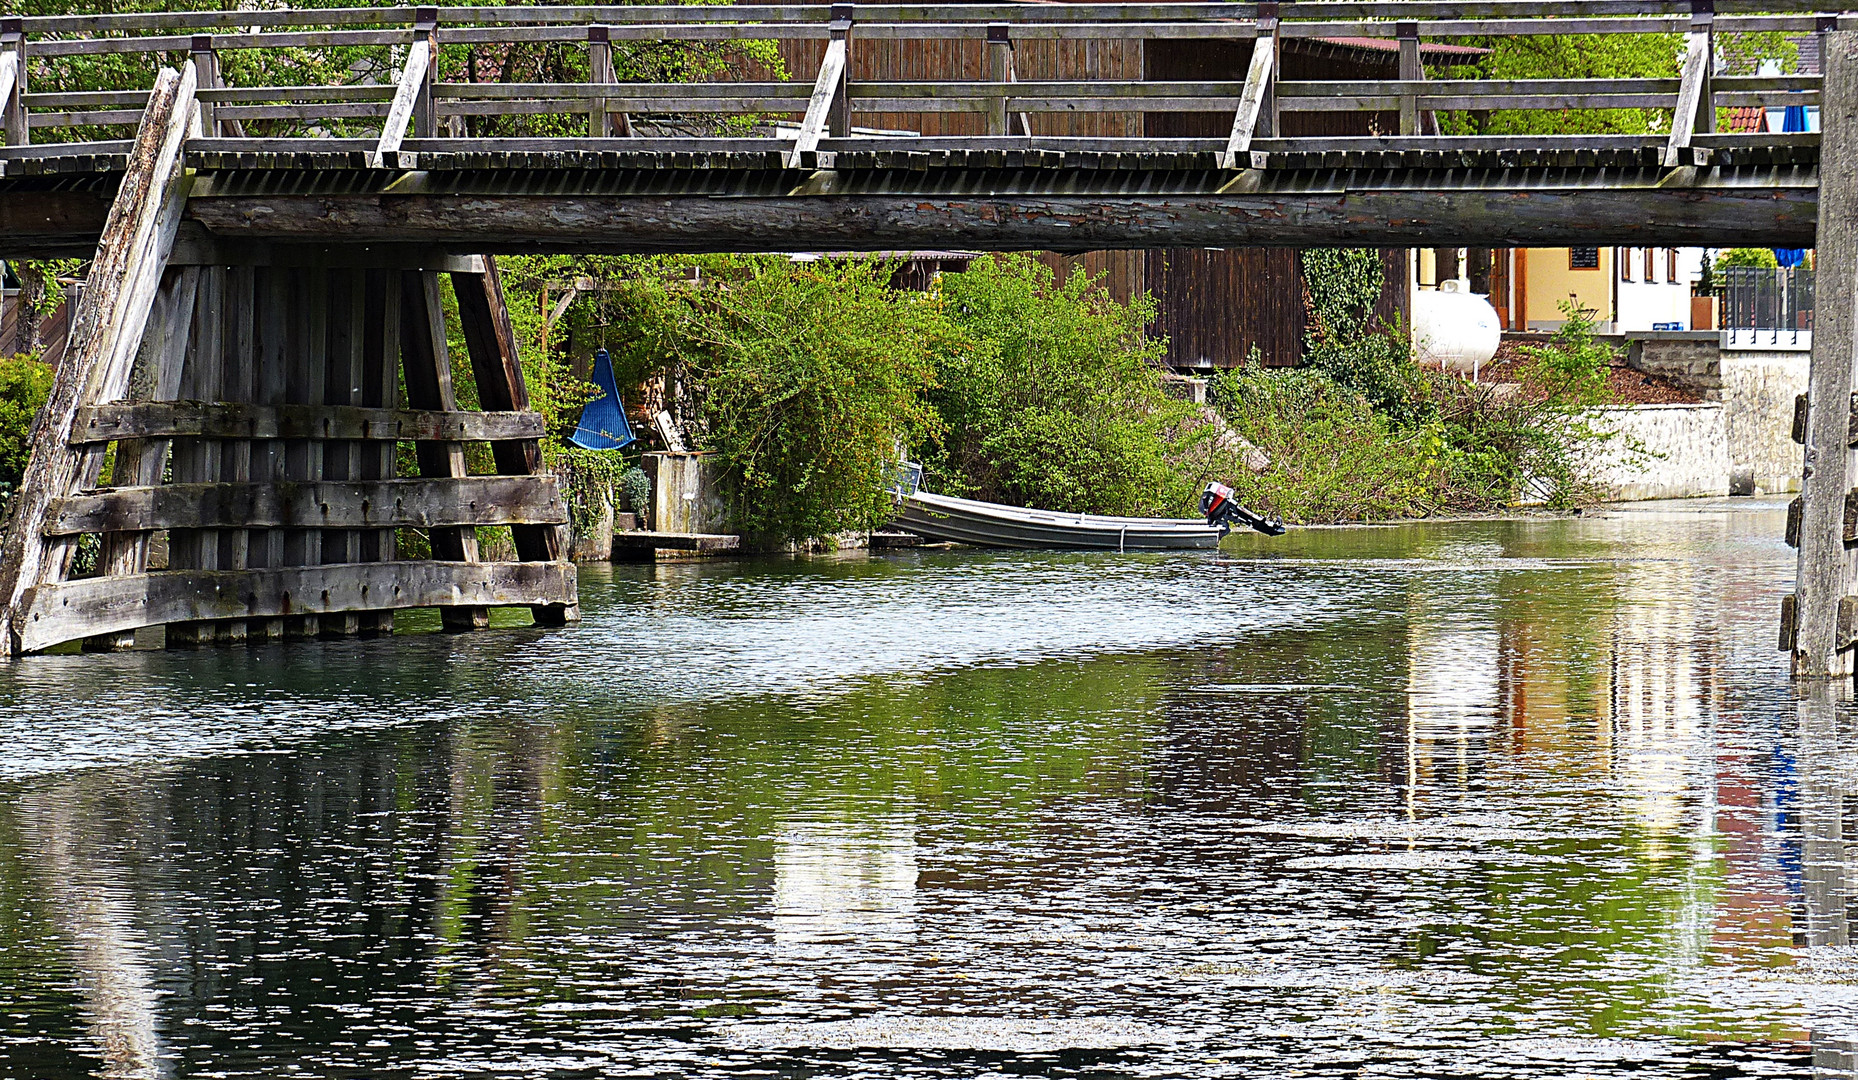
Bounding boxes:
[893,490,1223,551]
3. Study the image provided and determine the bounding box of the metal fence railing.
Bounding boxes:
[1722,265,1814,348]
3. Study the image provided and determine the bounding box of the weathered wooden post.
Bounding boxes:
[1,18,26,148]
[828,3,853,140]
[411,7,437,140]
[1787,30,1858,677]
[190,37,220,137]
[587,26,631,138]
[1397,21,1421,137]
[985,23,1029,138]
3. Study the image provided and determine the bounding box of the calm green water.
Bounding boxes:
[1,498,1852,1078]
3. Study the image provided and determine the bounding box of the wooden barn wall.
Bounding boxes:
[1141,39,1410,368]
[774,32,1414,370]
[1147,247,1304,368]
[778,33,1148,305]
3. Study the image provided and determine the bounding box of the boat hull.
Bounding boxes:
[893,492,1221,551]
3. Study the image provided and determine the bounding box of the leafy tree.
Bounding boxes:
[1717,247,1780,269]
[923,255,1199,517]
[0,355,52,489]
[607,256,944,539]
[1434,30,1796,137]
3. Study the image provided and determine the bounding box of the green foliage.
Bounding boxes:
[1212,364,1444,522]
[1717,247,1780,269]
[923,254,1200,517]
[1214,303,1630,520]
[618,466,652,514]
[1300,249,1425,420]
[553,446,631,538]
[0,355,52,490]
[1431,304,1627,510]
[610,256,942,539]
[1434,31,1794,138]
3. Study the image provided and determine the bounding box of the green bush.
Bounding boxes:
[1212,363,1444,522]
[611,256,943,539]
[1212,303,1629,521]
[1717,247,1781,270]
[924,254,1199,516]
[0,355,53,489]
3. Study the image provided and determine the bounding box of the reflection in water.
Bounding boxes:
[20,782,164,1080]
[772,817,918,954]
[7,499,1858,1076]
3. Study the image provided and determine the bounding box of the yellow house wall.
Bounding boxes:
[1523,247,1613,329]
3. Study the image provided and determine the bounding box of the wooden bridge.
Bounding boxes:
[0,1,1852,670]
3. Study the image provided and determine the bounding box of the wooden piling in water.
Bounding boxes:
[1788,30,1858,678]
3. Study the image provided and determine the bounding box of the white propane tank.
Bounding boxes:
[1411,281,1502,376]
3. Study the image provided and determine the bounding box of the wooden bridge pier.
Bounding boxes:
[0,64,576,655]
[1789,31,1858,678]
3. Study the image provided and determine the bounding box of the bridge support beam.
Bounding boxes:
[1790,30,1858,678]
[0,72,575,656]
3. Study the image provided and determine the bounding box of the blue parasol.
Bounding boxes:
[570,347,636,451]
[1775,104,1810,267]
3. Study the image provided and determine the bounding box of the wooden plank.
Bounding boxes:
[451,257,577,627]
[84,264,196,650]
[790,34,847,167]
[400,269,487,631]
[1,25,24,149]
[1793,28,1858,677]
[319,267,360,636]
[373,35,432,168]
[212,262,254,643]
[165,264,224,647]
[1665,29,1713,167]
[0,62,195,655]
[73,401,544,443]
[358,267,397,636]
[48,477,569,534]
[16,560,575,654]
[610,530,742,552]
[1222,31,1275,169]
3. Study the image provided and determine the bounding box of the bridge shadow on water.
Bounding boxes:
[2,499,1855,1077]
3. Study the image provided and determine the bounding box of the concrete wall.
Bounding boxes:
[1589,403,1731,501]
[1619,332,1806,496]
[1721,348,1808,495]
[643,451,730,534]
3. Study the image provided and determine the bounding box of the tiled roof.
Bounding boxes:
[1722,105,1767,133]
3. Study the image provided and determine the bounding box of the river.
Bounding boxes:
[0,497,1851,1078]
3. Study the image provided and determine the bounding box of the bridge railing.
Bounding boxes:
[0,1,1836,174]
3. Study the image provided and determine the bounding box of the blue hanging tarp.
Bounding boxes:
[1774,105,1811,267]
[570,348,636,451]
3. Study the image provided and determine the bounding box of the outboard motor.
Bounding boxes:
[1201,482,1286,537]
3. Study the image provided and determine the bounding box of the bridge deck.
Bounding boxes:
[0,0,1835,253]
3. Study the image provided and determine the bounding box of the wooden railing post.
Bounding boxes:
[1257,2,1279,140]
[1222,6,1277,170]
[1,18,26,148]
[829,3,853,139]
[412,7,437,139]
[985,24,1030,137]
[587,26,631,138]
[1397,21,1421,136]
[1789,29,1858,678]
[190,37,219,137]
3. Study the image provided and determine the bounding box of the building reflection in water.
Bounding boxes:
[771,816,918,956]
[19,781,166,1080]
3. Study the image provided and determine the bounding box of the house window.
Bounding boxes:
[1571,247,1600,270]
[1667,248,1679,281]
[1644,247,1657,283]
[1619,248,1633,281]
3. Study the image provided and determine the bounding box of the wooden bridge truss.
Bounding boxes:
[0,1,1855,669]
[0,65,574,654]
